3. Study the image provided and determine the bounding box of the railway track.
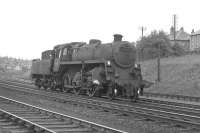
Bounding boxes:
[2,78,200,110]
[6,78,200,103]
[0,96,125,133]
[1,79,200,132]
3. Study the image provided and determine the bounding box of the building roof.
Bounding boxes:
[169,27,190,41]
[191,29,200,35]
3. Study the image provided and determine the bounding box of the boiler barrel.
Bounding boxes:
[72,43,113,61]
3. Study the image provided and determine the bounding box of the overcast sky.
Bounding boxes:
[0,0,199,59]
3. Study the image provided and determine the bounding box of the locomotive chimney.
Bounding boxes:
[113,34,123,42]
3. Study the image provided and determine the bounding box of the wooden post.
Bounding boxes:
[157,42,161,82]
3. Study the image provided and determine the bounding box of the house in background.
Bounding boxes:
[190,29,200,51]
[168,27,190,51]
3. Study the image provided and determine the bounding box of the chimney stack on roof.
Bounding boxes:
[180,27,184,31]
[191,29,195,34]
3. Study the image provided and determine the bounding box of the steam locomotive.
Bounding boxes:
[31,34,146,101]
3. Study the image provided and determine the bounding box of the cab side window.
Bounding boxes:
[62,48,69,61]
[55,49,60,58]
[73,48,79,57]
[59,49,62,58]
[63,48,68,56]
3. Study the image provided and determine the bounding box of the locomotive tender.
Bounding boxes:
[31,34,145,100]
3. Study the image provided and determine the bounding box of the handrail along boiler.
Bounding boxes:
[31,34,145,101]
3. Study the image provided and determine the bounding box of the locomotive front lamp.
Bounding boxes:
[135,64,138,68]
[137,89,140,95]
[114,88,118,95]
[93,80,100,85]
[107,60,111,66]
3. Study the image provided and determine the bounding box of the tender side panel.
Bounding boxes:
[39,59,51,75]
[31,59,51,76]
[31,60,40,75]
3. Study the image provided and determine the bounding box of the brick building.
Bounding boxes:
[190,29,200,51]
[168,27,190,51]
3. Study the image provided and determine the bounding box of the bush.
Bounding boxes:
[172,43,186,56]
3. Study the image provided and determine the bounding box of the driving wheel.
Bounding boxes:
[87,85,98,97]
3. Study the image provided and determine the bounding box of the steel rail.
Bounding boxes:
[2,78,200,103]
[0,96,126,133]
[2,78,200,104]
[0,108,56,133]
[143,92,200,102]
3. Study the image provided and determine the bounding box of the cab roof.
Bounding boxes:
[54,42,86,49]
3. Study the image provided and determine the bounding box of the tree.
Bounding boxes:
[136,30,180,60]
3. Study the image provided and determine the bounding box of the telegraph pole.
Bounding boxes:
[173,14,177,43]
[139,26,146,38]
[138,26,146,62]
[156,39,164,82]
[157,42,161,82]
